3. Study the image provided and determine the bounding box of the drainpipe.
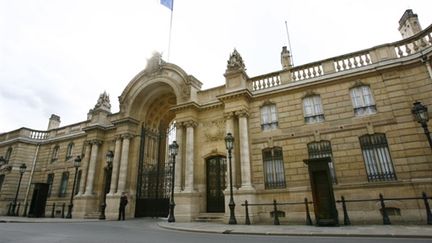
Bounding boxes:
[23,144,40,207]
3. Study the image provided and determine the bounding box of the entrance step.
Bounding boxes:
[84,212,101,219]
[194,213,225,223]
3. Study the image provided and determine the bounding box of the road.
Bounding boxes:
[0,218,430,243]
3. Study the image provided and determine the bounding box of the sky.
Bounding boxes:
[1,0,431,133]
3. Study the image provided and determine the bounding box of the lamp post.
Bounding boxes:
[12,163,27,216]
[66,156,81,219]
[99,151,114,220]
[411,101,432,150]
[225,133,237,225]
[167,141,179,223]
[0,156,6,166]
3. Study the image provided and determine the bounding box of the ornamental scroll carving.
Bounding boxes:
[203,119,225,142]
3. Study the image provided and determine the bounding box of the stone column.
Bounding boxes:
[108,136,122,195]
[224,112,237,188]
[117,134,133,194]
[174,122,183,191]
[183,120,197,192]
[236,110,253,189]
[84,140,102,196]
[77,141,91,196]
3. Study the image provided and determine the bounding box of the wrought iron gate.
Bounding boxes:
[135,125,173,217]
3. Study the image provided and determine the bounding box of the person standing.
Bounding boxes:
[118,192,128,220]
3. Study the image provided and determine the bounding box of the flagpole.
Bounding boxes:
[167,2,174,62]
[284,20,294,66]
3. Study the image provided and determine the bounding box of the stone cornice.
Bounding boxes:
[216,89,253,102]
[170,101,200,112]
[111,117,140,126]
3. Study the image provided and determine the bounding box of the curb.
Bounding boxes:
[158,223,432,239]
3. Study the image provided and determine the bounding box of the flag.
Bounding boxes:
[161,0,173,11]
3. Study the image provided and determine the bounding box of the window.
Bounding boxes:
[307,141,337,184]
[303,95,325,123]
[75,170,82,195]
[5,147,12,163]
[359,134,396,182]
[66,142,74,160]
[262,147,286,189]
[47,173,54,197]
[0,175,5,192]
[51,146,59,162]
[350,85,376,116]
[58,172,69,197]
[261,103,278,131]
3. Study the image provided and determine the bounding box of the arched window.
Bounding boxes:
[51,145,59,162]
[303,95,325,123]
[260,103,278,131]
[262,147,286,189]
[5,147,13,163]
[66,142,74,160]
[359,133,396,182]
[350,85,376,116]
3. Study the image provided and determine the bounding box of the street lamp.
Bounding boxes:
[411,101,432,149]
[225,133,237,225]
[12,163,27,216]
[66,156,81,218]
[99,150,114,220]
[167,141,179,223]
[0,156,6,166]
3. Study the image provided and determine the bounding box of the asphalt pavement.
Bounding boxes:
[1,216,431,239]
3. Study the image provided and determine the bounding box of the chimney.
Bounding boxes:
[47,114,61,130]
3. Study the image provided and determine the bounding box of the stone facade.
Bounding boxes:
[1,10,431,224]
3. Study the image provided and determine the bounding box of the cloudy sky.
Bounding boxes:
[1,0,431,133]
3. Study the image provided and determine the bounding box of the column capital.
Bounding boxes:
[175,122,184,129]
[224,112,235,120]
[235,109,249,118]
[88,139,103,145]
[184,120,198,128]
[121,133,135,140]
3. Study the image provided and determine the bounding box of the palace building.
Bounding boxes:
[1,9,431,225]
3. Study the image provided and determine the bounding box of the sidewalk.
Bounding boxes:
[1,216,431,238]
[158,221,432,238]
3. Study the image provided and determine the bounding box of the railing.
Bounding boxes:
[248,24,432,92]
[241,198,313,225]
[240,192,432,226]
[337,192,432,225]
[7,202,67,218]
[0,128,49,142]
[29,130,48,140]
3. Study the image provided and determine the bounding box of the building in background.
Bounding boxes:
[0,10,431,224]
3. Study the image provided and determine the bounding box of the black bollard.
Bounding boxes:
[244,200,251,225]
[61,203,65,218]
[51,203,56,218]
[422,192,432,225]
[304,198,313,225]
[16,203,21,216]
[7,202,12,216]
[379,194,391,225]
[273,199,280,225]
[341,196,351,225]
[23,202,28,217]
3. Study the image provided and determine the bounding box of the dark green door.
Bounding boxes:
[206,156,226,213]
[304,157,339,226]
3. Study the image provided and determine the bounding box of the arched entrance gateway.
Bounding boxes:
[117,53,204,218]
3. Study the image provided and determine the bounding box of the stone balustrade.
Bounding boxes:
[248,23,432,92]
[0,123,87,143]
[250,71,281,91]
